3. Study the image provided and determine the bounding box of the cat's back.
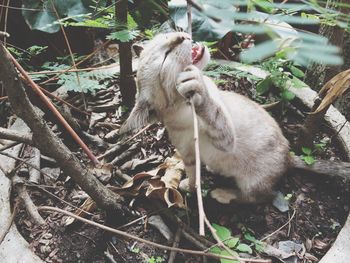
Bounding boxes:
[219,90,288,152]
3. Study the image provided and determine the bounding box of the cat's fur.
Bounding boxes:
[120,32,290,204]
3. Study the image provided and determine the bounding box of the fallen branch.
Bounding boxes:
[38,206,271,263]
[0,44,122,212]
[14,176,46,225]
[0,127,33,145]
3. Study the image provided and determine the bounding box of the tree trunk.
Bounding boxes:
[115,0,137,109]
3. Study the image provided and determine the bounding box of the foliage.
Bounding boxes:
[209,223,259,263]
[8,45,48,70]
[147,256,165,263]
[21,0,104,33]
[301,147,316,165]
[169,0,347,66]
[38,61,115,94]
[257,57,308,102]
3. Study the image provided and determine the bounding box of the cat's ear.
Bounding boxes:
[119,99,153,134]
[132,44,144,57]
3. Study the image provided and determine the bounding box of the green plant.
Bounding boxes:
[301,147,316,165]
[8,45,48,70]
[209,224,255,263]
[37,61,115,94]
[147,256,165,263]
[257,57,308,102]
[169,0,348,66]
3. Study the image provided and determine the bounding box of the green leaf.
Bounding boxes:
[255,241,265,252]
[289,65,305,78]
[209,246,222,254]
[212,224,231,241]
[244,232,257,243]
[169,0,236,41]
[219,250,239,263]
[224,237,240,248]
[236,243,253,254]
[22,0,96,33]
[107,30,139,42]
[256,77,272,95]
[281,89,295,101]
[303,155,315,165]
[240,40,279,63]
[301,147,312,155]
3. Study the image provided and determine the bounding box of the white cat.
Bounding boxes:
[120,32,290,204]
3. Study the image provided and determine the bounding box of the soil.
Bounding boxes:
[10,67,350,263]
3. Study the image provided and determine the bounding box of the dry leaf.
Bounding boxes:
[313,69,350,114]
[112,153,185,207]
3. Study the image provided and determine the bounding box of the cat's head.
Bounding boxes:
[119,32,210,134]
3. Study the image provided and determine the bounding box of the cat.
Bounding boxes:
[119,32,290,204]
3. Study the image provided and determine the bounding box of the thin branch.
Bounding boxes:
[27,183,94,217]
[38,206,271,263]
[3,0,9,45]
[29,63,117,76]
[190,100,205,236]
[260,209,296,242]
[168,227,182,263]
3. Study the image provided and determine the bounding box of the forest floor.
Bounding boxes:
[11,69,350,263]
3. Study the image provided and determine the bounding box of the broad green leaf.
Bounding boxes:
[224,237,240,248]
[289,66,305,78]
[169,0,236,41]
[212,224,231,241]
[297,50,343,65]
[302,147,312,155]
[303,155,315,165]
[236,243,253,254]
[209,246,222,254]
[281,89,295,101]
[240,40,279,63]
[22,0,98,33]
[256,77,272,95]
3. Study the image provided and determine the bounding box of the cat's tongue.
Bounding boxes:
[192,43,204,65]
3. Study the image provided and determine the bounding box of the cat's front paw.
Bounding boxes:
[176,65,205,107]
